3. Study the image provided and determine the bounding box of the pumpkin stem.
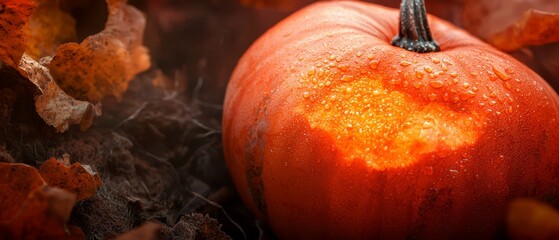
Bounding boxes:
[391,0,440,53]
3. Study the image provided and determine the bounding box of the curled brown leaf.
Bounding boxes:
[0,163,46,220]
[0,0,35,68]
[23,0,77,59]
[18,54,96,132]
[49,0,151,102]
[39,157,102,201]
[0,162,86,240]
[488,10,559,52]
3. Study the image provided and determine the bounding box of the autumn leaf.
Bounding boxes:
[0,162,86,240]
[39,157,102,201]
[1,187,84,240]
[488,10,559,52]
[18,54,96,132]
[49,0,151,102]
[23,0,77,59]
[0,0,35,68]
[0,163,46,220]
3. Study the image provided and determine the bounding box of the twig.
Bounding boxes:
[112,102,148,130]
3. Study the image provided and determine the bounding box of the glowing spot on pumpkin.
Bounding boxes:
[300,77,483,170]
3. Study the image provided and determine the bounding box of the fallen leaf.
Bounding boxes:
[23,0,77,59]
[488,10,559,52]
[0,186,84,240]
[0,162,46,220]
[462,0,559,40]
[18,53,96,132]
[112,222,162,240]
[0,0,35,68]
[49,0,151,102]
[0,162,86,240]
[508,199,559,240]
[39,157,102,201]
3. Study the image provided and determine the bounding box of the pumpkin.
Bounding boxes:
[222,0,559,239]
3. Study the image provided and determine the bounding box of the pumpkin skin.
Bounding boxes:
[222,1,559,239]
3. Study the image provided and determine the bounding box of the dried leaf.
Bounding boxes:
[0,0,35,68]
[0,162,85,240]
[508,199,559,240]
[112,222,162,240]
[0,186,84,240]
[39,157,102,201]
[462,0,559,40]
[487,10,559,52]
[0,163,46,220]
[23,0,77,59]
[49,0,151,102]
[18,54,96,132]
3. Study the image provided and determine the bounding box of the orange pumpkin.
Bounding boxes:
[222,0,559,239]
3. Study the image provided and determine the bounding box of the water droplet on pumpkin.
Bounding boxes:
[460,91,476,100]
[415,71,424,79]
[340,75,352,82]
[356,51,363,57]
[307,68,315,76]
[450,72,458,77]
[505,68,515,74]
[504,82,512,90]
[369,60,379,69]
[428,93,437,101]
[424,66,433,73]
[431,57,441,63]
[506,106,513,114]
[492,65,511,81]
[413,82,423,89]
[317,68,324,76]
[303,91,310,99]
[389,79,401,85]
[399,61,412,66]
[429,81,444,88]
[328,55,336,60]
[422,121,434,129]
